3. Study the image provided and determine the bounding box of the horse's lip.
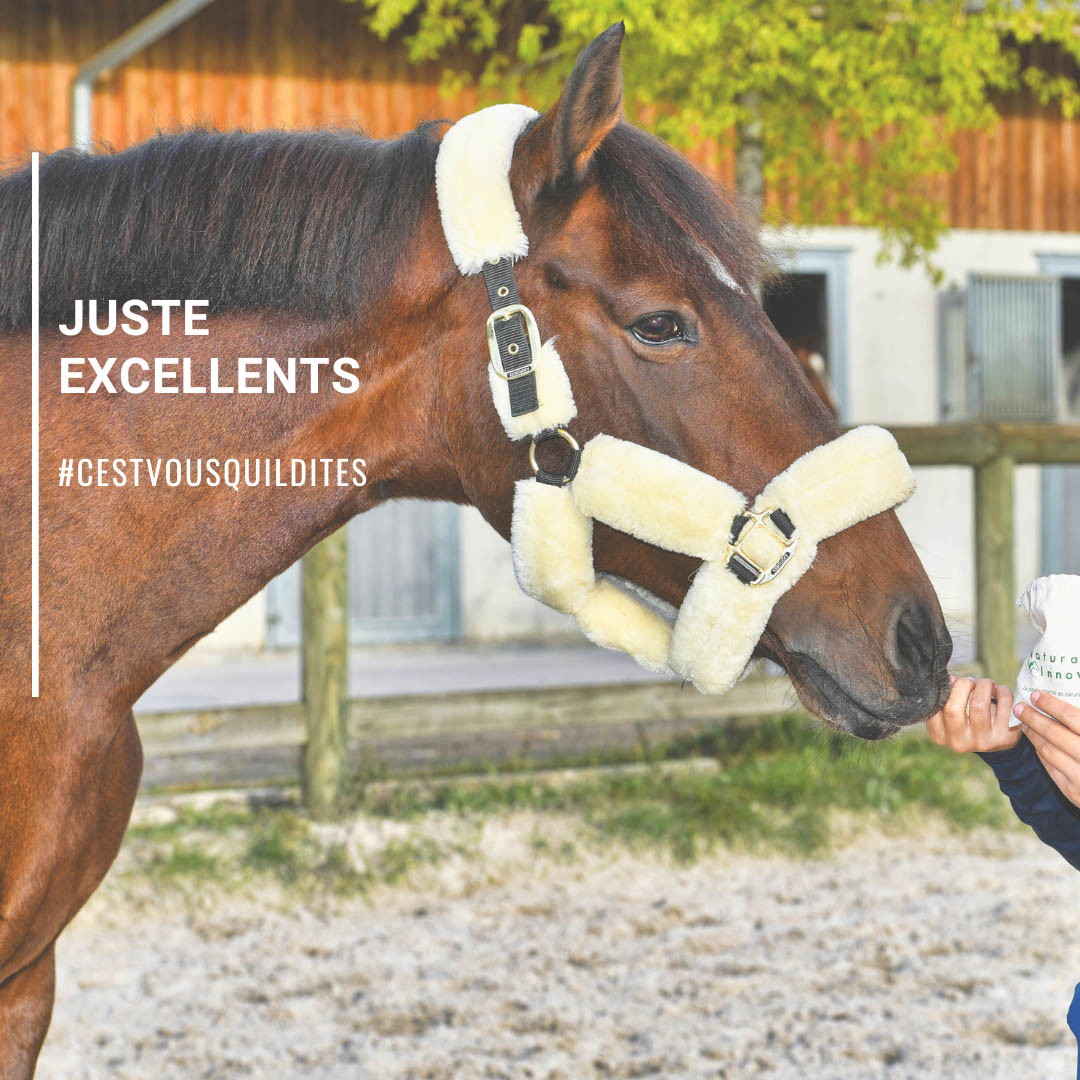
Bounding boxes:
[780,650,905,740]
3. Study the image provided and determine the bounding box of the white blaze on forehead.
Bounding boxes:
[699,247,745,296]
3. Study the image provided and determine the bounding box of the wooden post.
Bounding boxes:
[974,453,1015,687]
[301,529,349,818]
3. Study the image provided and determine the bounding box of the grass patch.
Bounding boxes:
[358,714,1016,860]
[122,714,1019,893]
[126,804,456,897]
[129,803,256,844]
[144,845,224,880]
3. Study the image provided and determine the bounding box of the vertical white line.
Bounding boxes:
[31,152,39,699]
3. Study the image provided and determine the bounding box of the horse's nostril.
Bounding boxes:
[891,605,937,680]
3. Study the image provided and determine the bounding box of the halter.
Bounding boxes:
[435,104,916,694]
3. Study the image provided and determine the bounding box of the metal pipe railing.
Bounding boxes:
[70,0,218,152]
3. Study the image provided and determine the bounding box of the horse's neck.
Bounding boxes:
[36,308,462,713]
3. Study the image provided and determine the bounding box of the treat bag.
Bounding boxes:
[1013,574,1080,727]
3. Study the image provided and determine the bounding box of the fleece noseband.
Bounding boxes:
[435,104,915,694]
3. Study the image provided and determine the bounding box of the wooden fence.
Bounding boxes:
[892,423,1080,687]
[135,422,1080,813]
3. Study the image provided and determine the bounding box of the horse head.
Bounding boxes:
[428,24,951,739]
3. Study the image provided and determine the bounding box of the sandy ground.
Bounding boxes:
[37,820,1080,1080]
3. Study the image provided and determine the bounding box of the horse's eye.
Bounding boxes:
[631,313,683,345]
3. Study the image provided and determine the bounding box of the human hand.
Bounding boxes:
[1014,691,1080,810]
[925,675,1020,753]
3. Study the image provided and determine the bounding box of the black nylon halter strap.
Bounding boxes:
[481,257,540,417]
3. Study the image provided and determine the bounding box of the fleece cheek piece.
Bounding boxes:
[510,478,595,613]
[488,338,577,441]
[510,478,674,674]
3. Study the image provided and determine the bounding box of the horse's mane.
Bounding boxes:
[0,125,443,331]
[0,120,764,333]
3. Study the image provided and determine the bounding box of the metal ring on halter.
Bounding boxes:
[529,427,582,487]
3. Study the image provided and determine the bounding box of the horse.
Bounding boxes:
[0,23,951,1076]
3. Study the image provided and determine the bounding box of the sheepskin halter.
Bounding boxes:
[435,104,916,694]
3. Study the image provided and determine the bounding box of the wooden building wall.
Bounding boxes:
[2,0,1078,233]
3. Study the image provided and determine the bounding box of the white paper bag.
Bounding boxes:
[1013,574,1080,726]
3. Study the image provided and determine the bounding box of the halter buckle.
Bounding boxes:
[486,303,542,380]
[726,507,799,586]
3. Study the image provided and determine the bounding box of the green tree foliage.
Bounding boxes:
[359,0,1080,274]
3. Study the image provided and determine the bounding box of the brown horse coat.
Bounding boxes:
[0,25,950,1076]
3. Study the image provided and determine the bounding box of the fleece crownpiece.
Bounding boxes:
[435,104,577,441]
[436,105,916,694]
[435,103,538,275]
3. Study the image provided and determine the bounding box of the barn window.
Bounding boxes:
[943,256,1080,575]
[1037,253,1080,575]
[763,248,850,420]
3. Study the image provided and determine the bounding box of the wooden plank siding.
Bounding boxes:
[1,0,1077,233]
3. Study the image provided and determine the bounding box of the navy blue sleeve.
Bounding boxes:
[978,737,1080,873]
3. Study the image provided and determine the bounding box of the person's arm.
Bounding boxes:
[1013,691,1080,809]
[978,736,1080,873]
[926,678,1080,872]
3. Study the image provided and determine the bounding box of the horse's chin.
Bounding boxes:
[756,638,946,741]
[601,574,949,740]
[782,652,903,740]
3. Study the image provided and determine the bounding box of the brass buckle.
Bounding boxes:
[726,508,799,586]
[486,303,542,380]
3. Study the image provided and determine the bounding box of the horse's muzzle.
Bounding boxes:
[763,595,953,740]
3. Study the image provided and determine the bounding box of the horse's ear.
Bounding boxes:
[547,23,625,186]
